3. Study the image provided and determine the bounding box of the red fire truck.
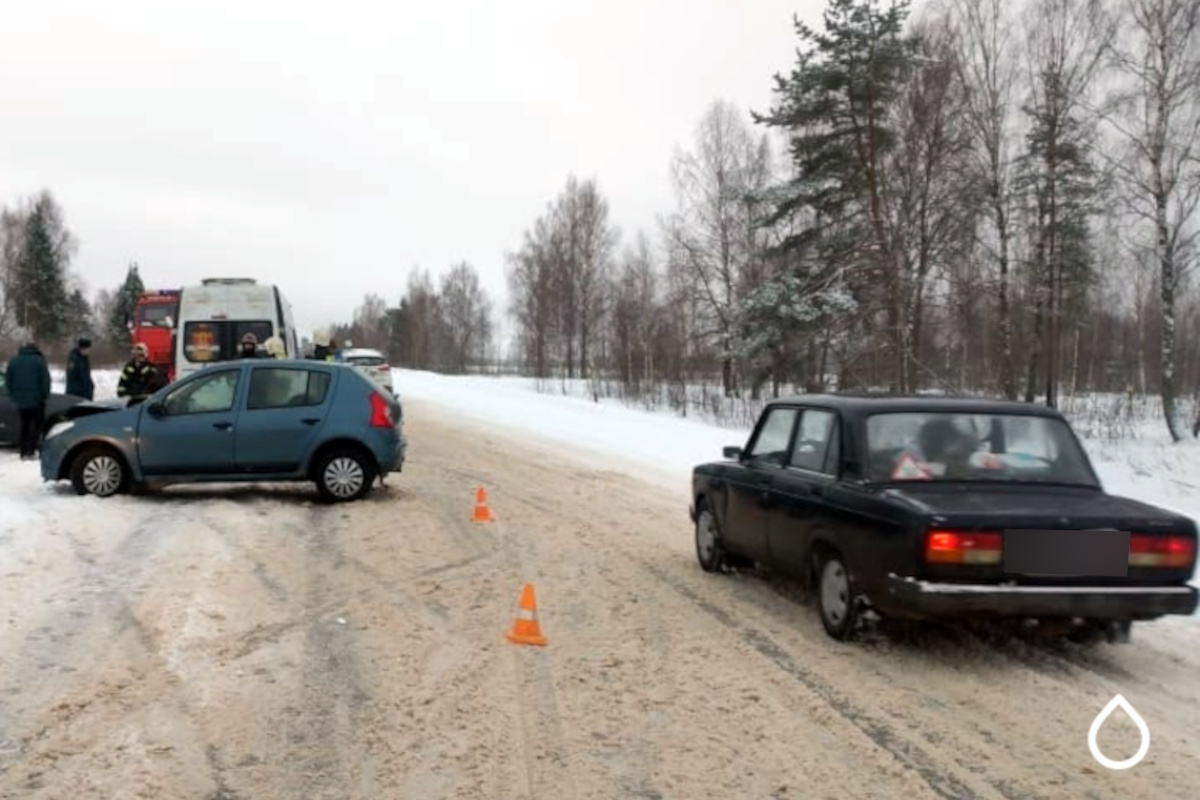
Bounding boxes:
[128,290,180,382]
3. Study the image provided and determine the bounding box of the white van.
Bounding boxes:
[173,278,300,380]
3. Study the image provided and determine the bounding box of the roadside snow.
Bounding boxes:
[395,369,742,489]
[395,369,1200,583]
[50,367,120,400]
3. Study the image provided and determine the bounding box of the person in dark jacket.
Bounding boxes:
[3,342,52,459]
[238,332,268,358]
[117,343,165,402]
[66,337,95,400]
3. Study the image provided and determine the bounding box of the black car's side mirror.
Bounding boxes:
[723,446,743,460]
[146,401,166,418]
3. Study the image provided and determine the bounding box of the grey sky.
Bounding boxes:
[1,0,820,334]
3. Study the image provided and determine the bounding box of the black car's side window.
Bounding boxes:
[790,409,838,475]
[247,368,330,410]
[162,370,240,415]
[746,408,799,466]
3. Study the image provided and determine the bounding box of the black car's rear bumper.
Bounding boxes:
[886,574,1198,619]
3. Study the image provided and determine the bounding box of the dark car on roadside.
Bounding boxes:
[39,359,405,502]
[0,369,88,447]
[690,394,1198,642]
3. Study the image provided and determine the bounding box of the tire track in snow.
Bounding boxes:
[641,564,993,800]
[274,512,375,800]
[420,458,583,800]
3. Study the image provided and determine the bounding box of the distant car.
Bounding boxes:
[342,348,394,393]
[691,394,1198,643]
[40,360,406,502]
[0,370,87,446]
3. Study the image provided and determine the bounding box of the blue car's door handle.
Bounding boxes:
[213,421,232,430]
[301,418,320,425]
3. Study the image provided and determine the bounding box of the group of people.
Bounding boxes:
[4,329,364,461]
[3,330,294,461]
[3,337,94,460]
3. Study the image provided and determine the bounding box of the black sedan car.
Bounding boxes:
[691,394,1198,642]
[0,371,89,447]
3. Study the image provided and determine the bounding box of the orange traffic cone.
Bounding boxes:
[472,487,496,523]
[506,584,548,646]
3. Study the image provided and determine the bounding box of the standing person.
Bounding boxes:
[309,331,332,361]
[327,338,340,362]
[3,342,52,460]
[263,335,285,358]
[66,337,95,400]
[117,343,164,403]
[238,332,267,358]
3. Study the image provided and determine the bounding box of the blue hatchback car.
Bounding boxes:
[40,360,406,502]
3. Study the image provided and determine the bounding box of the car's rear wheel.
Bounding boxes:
[694,501,729,573]
[315,447,376,503]
[817,550,861,640]
[70,445,128,498]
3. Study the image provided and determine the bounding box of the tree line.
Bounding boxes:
[0,188,162,364]
[491,0,1200,440]
[334,262,497,373]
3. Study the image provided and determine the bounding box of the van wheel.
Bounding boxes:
[817,550,861,640]
[315,447,376,502]
[70,445,128,498]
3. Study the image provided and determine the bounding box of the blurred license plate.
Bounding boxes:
[1003,529,1129,577]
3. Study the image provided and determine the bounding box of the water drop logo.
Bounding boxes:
[1087,694,1150,770]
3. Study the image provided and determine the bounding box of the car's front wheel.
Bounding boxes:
[70,445,129,498]
[314,447,377,503]
[817,550,861,640]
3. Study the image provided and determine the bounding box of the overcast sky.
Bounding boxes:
[1,0,825,335]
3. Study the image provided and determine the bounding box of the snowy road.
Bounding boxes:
[0,398,1198,799]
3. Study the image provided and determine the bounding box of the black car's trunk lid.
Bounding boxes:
[884,483,1197,586]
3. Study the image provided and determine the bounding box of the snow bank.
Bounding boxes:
[396,369,747,487]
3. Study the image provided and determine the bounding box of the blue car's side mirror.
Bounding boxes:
[146,401,166,418]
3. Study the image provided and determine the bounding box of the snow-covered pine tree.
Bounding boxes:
[106,262,145,348]
[752,0,915,390]
[12,192,73,343]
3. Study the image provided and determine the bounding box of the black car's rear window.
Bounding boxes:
[864,411,1098,486]
[346,355,385,366]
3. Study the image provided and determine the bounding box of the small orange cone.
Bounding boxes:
[506,584,548,646]
[472,487,496,523]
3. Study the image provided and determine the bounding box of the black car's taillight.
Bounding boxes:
[925,530,1003,565]
[1129,534,1195,568]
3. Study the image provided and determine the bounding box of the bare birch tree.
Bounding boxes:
[440,261,494,373]
[951,0,1021,397]
[351,292,389,350]
[666,99,771,396]
[0,208,23,341]
[1106,0,1200,439]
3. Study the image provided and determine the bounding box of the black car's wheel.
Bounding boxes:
[70,445,129,498]
[694,501,729,573]
[817,550,861,640]
[314,447,377,503]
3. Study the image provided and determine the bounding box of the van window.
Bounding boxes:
[183,320,274,363]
